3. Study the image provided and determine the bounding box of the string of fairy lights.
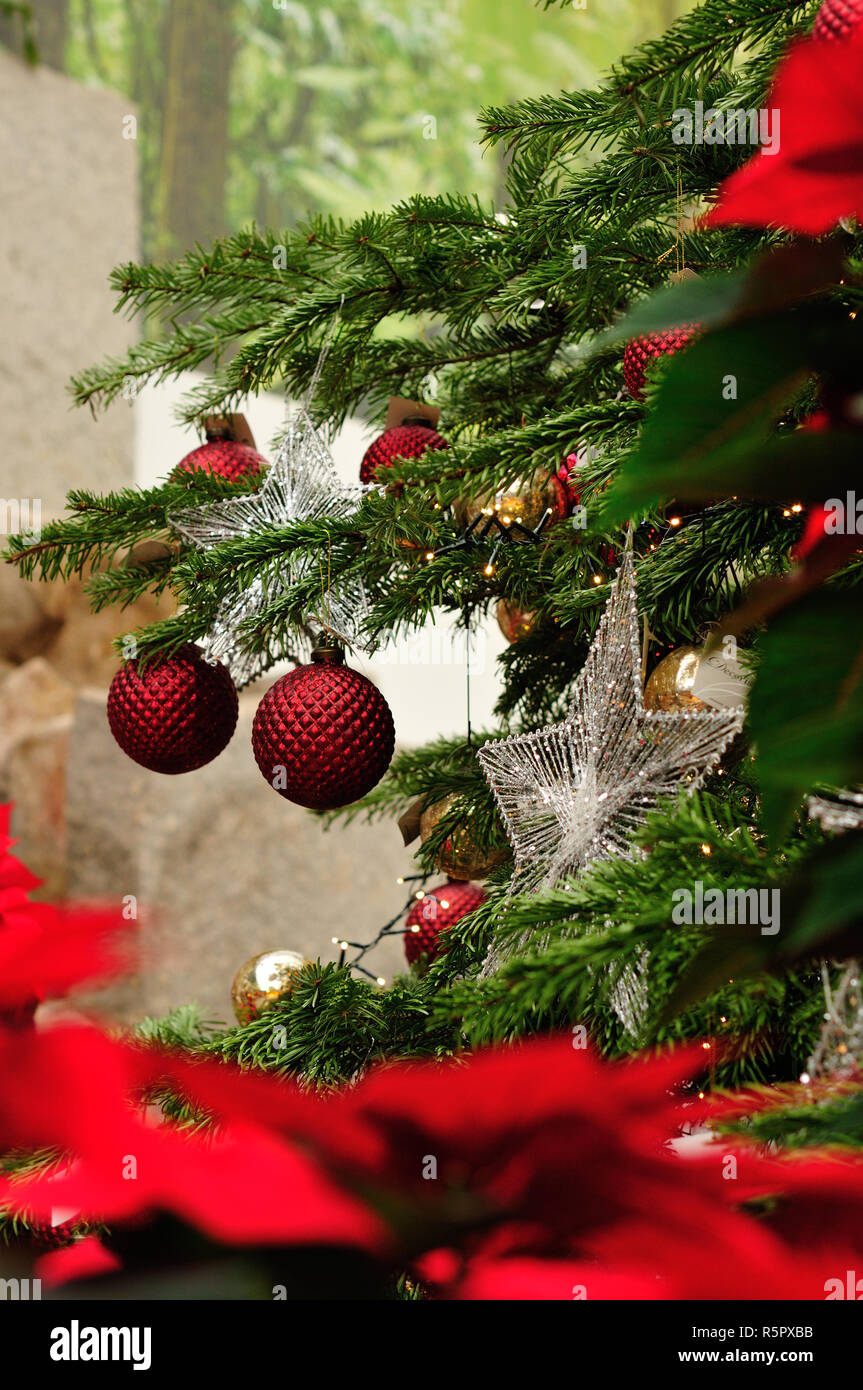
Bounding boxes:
[331,873,447,986]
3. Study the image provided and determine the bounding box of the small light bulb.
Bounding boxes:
[340,941,348,951]
[791,503,803,513]
[415,890,425,900]
[669,516,681,527]
[396,876,405,884]
[592,574,602,585]
[484,562,494,576]
[702,1041,711,1050]
[331,936,340,945]
[425,551,435,562]
[376,976,386,987]
[410,924,420,934]
[701,843,711,855]
[439,900,450,909]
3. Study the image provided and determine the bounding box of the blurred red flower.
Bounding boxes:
[706,31,863,234]
[0,804,135,1017]
[2,1025,863,1298]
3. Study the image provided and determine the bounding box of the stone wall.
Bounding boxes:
[0,49,138,515]
[66,692,409,1025]
[0,49,139,897]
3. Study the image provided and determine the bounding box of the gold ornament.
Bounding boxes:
[419,792,508,881]
[496,599,537,644]
[231,948,311,1025]
[453,476,566,532]
[643,646,709,714]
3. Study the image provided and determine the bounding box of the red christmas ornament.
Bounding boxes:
[252,646,395,810]
[31,1219,81,1251]
[557,454,582,513]
[622,325,700,400]
[360,423,448,485]
[404,879,486,966]
[107,645,238,774]
[546,473,570,523]
[173,437,266,483]
[813,0,863,40]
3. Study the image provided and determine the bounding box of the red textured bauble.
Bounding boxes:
[404,879,486,966]
[622,325,700,400]
[252,647,395,810]
[359,424,448,485]
[813,0,863,40]
[107,645,238,774]
[31,1219,81,1251]
[173,438,267,483]
[557,453,582,513]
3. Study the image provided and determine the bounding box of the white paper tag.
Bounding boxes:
[691,649,751,710]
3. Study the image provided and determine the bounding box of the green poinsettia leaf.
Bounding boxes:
[749,588,863,844]
[664,835,863,1019]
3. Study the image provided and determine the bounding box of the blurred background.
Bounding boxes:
[0,0,693,1023]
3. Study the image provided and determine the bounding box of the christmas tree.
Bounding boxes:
[5,0,863,1304]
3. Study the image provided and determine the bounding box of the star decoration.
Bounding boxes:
[476,548,745,1019]
[807,789,863,833]
[169,406,376,687]
[479,548,744,895]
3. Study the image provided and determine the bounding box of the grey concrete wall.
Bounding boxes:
[0,49,139,900]
[0,48,138,516]
[66,692,410,1025]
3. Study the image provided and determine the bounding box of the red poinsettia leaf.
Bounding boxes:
[36,1236,122,1289]
[0,907,136,1009]
[453,1256,664,1301]
[707,32,863,234]
[0,1026,389,1254]
[794,148,863,175]
[9,1123,391,1253]
[3,1022,863,1299]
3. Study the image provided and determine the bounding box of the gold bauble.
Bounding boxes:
[453,476,566,533]
[419,792,508,881]
[231,948,311,1025]
[496,599,537,644]
[643,646,710,714]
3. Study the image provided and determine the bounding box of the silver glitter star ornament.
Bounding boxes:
[169,405,375,687]
[807,789,863,833]
[479,548,745,899]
